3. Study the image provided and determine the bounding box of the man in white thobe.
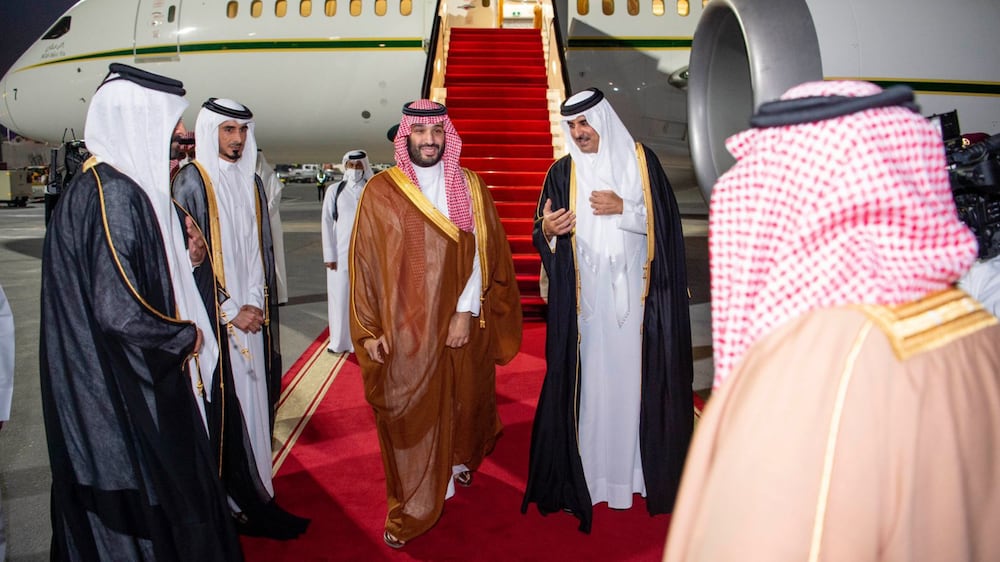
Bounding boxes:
[321,149,372,353]
[173,98,307,539]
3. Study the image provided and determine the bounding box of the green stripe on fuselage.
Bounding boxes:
[19,38,425,70]
[568,37,692,49]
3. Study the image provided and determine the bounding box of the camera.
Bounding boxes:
[932,111,1000,260]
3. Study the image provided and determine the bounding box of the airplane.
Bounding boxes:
[1,0,998,194]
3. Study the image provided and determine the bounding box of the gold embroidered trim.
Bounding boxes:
[569,162,581,317]
[635,142,654,305]
[465,170,490,329]
[348,173,378,342]
[465,169,490,294]
[191,161,227,288]
[808,321,873,562]
[853,288,997,361]
[387,166,460,242]
[92,166,179,324]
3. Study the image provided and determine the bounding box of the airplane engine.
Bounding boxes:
[687,0,1000,200]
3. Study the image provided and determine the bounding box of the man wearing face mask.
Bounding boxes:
[321,149,373,353]
[349,100,522,548]
[172,98,308,540]
[522,88,694,533]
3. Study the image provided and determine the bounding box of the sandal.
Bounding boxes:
[455,470,473,487]
[383,530,406,549]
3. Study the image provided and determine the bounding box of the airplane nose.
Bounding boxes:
[0,70,20,134]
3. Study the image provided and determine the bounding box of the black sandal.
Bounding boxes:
[455,470,473,487]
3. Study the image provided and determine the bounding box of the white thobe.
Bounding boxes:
[575,182,649,509]
[0,285,12,562]
[320,178,364,353]
[215,159,273,496]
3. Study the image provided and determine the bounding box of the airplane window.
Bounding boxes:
[252,0,263,17]
[400,0,412,16]
[375,0,386,16]
[168,6,176,22]
[42,17,72,39]
[652,0,664,16]
[350,0,361,16]
[627,0,638,15]
[227,1,238,18]
[676,0,689,16]
[325,0,336,16]
[301,0,312,16]
[276,0,288,17]
[602,0,613,15]
[576,0,588,16]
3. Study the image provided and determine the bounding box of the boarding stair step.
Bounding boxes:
[494,201,539,218]
[488,186,546,201]
[461,157,553,173]
[447,85,548,98]
[462,144,552,158]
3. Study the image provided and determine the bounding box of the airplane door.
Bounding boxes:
[134,0,182,63]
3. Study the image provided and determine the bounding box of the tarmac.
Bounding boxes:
[0,179,711,561]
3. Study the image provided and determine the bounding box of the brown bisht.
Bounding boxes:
[350,167,522,543]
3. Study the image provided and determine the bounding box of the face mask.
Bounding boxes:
[346,168,364,183]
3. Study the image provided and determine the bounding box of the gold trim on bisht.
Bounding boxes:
[854,288,997,361]
[191,161,227,289]
[387,166,460,242]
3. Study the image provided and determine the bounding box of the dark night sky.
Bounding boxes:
[0,0,75,79]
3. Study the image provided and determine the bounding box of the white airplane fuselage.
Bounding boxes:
[1,0,432,164]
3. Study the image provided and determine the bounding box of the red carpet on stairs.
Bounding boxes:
[242,321,676,561]
[448,27,552,317]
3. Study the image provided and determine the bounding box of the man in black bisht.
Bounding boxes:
[521,88,694,533]
[39,64,243,560]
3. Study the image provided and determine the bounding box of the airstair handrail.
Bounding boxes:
[420,0,445,99]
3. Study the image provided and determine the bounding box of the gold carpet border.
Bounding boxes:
[271,337,348,473]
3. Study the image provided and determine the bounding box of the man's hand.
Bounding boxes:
[186,216,207,267]
[232,305,264,333]
[363,335,390,364]
[325,262,338,271]
[540,198,576,240]
[446,311,472,348]
[589,190,623,215]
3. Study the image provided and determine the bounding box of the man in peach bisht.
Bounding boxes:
[664,81,1000,561]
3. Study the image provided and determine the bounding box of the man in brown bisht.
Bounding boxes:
[349,99,523,549]
[663,81,1000,561]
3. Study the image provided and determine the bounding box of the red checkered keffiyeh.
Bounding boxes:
[710,81,978,388]
[393,100,473,232]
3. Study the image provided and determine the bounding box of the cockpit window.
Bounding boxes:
[42,16,71,40]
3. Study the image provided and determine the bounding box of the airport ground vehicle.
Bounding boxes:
[0,169,31,207]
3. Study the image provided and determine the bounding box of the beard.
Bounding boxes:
[221,146,243,162]
[407,137,445,168]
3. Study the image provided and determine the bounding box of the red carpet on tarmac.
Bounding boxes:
[243,321,697,561]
